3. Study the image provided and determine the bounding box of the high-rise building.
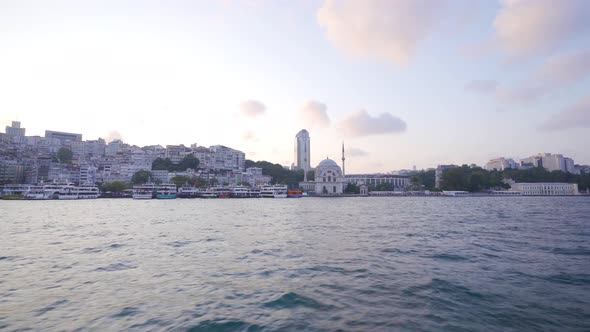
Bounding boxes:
[485,157,518,171]
[5,121,25,137]
[45,130,82,144]
[520,153,577,173]
[294,129,311,180]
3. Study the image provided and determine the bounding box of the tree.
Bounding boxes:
[57,147,73,164]
[244,159,304,186]
[306,170,315,181]
[171,175,189,188]
[344,183,359,194]
[131,170,152,184]
[100,181,128,192]
[152,158,173,171]
[176,155,199,171]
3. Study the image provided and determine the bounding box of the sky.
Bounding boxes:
[1,0,589,173]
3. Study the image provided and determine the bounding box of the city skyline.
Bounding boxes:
[1,1,589,172]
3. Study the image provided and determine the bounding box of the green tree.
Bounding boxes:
[152,158,173,171]
[176,155,200,171]
[100,181,128,192]
[344,183,359,194]
[131,170,152,184]
[57,147,73,164]
[171,175,189,188]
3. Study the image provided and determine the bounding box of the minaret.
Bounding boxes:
[341,142,346,177]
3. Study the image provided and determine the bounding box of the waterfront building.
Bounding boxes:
[485,157,518,171]
[510,182,579,196]
[192,146,214,170]
[345,174,409,190]
[435,164,458,189]
[294,129,311,180]
[313,158,345,195]
[242,167,272,186]
[45,130,82,144]
[106,139,122,156]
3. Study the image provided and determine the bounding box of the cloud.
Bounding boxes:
[317,0,446,65]
[241,130,259,142]
[494,0,590,58]
[299,100,330,128]
[238,100,266,118]
[465,80,498,94]
[539,96,590,131]
[468,50,590,104]
[338,110,407,137]
[105,130,122,142]
[347,147,368,157]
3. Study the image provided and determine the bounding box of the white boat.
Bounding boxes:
[442,191,470,197]
[198,189,217,198]
[212,186,231,198]
[178,186,199,198]
[133,183,156,199]
[155,183,177,199]
[77,185,100,199]
[260,185,288,198]
[230,186,250,198]
[25,183,72,200]
[58,185,79,200]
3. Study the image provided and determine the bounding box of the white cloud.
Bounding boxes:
[494,0,590,58]
[299,100,330,128]
[241,130,259,142]
[238,100,266,117]
[468,50,590,104]
[347,147,368,157]
[104,130,122,142]
[338,110,407,137]
[539,96,590,131]
[317,0,446,65]
[465,80,498,94]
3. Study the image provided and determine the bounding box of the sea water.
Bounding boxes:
[1,197,589,331]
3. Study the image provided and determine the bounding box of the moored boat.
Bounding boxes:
[156,183,177,199]
[260,185,288,198]
[287,189,303,198]
[133,183,156,199]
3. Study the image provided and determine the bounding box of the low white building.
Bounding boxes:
[510,182,579,196]
[345,174,409,189]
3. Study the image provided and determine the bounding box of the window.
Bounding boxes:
[333,186,336,193]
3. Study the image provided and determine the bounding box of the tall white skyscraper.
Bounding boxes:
[294,129,311,180]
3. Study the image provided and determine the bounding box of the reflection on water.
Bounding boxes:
[1,197,589,331]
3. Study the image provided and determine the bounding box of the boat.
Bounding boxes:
[77,185,100,199]
[260,185,288,198]
[178,186,199,198]
[212,186,231,198]
[25,183,71,200]
[58,185,79,200]
[155,183,177,199]
[132,183,156,199]
[230,186,250,198]
[198,189,218,198]
[442,191,470,197]
[248,187,261,198]
[287,189,303,198]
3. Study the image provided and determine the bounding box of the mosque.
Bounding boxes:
[298,137,346,196]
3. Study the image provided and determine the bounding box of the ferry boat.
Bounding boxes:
[58,185,79,200]
[287,189,303,198]
[248,187,261,198]
[132,183,156,199]
[25,183,71,200]
[156,183,177,199]
[442,191,470,197]
[260,185,288,198]
[177,186,199,198]
[212,186,231,198]
[77,185,100,199]
[230,186,250,198]
[198,189,218,198]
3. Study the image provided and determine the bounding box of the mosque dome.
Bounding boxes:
[317,158,339,168]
